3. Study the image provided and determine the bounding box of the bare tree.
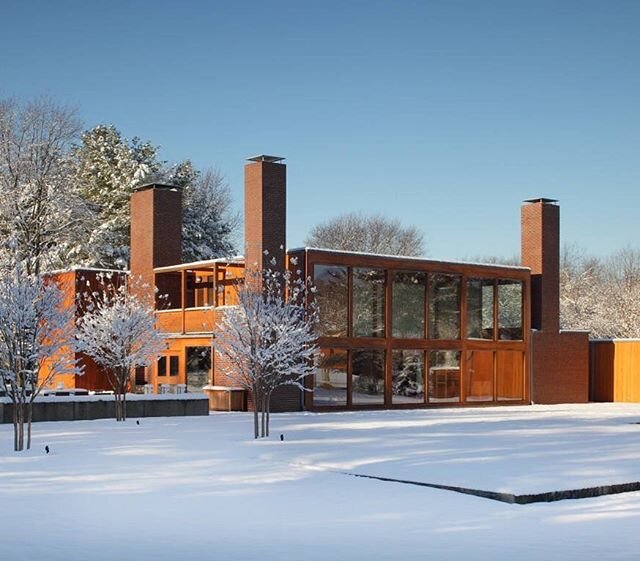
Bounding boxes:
[560,245,640,338]
[213,261,320,438]
[0,97,84,274]
[305,212,425,257]
[75,275,166,421]
[0,251,78,451]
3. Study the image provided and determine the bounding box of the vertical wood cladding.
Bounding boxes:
[244,161,286,275]
[130,184,183,290]
[591,340,640,402]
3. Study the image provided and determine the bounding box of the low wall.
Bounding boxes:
[1,394,209,424]
[591,339,640,402]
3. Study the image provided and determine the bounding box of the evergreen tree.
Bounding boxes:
[73,125,160,268]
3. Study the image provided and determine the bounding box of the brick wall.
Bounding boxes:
[521,199,589,404]
[130,184,183,290]
[244,160,286,275]
[531,330,589,404]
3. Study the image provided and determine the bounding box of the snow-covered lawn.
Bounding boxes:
[2,403,640,560]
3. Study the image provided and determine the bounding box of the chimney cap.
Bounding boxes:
[246,154,285,163]
[133,182,182,193]
[523,197,558,204]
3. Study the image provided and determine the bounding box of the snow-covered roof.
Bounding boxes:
[154,256,244,273]
[288,247,531,272]
[46,266,129,275]
[590,337,640,342]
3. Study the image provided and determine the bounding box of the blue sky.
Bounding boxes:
[1,0,639,259]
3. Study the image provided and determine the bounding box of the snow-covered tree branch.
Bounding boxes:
[213,259,320,438]
[75,274,166,421]
[0,250,79,451]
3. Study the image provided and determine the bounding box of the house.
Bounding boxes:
[123,155,589,411]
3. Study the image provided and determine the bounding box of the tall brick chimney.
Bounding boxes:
[244,155,286,275]
[521,197,589,404]
[130,183,183,289]
[521,198,560,333]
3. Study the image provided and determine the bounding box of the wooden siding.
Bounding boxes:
[591,340,640,402]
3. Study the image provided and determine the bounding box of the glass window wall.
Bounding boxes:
[429,274,461,339]
[466,279,494,339]
[392,350,425,404]
[313,265,348,337]
[313,348,348,407]
[353,268,385,338]
[428,350,461,403]
[498,281,523,340]
[186,346,211,392]
[392,271,426,338]
[352,350,385,405]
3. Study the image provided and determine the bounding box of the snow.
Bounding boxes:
[2,403,640,560]
[289,246,531,271]
[0,392,208,404]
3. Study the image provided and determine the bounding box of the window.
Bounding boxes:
[169,356,179,376]
[466,350,494,402]
[466,279,494,339]
[352,350,385,405]
[313,348,348,407]
[157,356,167,377]
[353,268,385,338]
[498,280,523,340]
[428,350,460,403]
[429,274,460,339]
[186,347,211,392]
[313,265,348,337]
[392,271,426,338]
[392,350,425,404]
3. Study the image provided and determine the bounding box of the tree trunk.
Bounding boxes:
[252,389,259,439]
[26,400,33,450]
[265,393,271,438]
[115,392,122,422]
[17,403,24,452]
[12,399,19,452]
[122,387,127,421]
[260,393,267,438]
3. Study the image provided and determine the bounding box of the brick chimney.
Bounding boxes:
[244,155,286,275]
[521,198,560,333]
[130,183,183,290]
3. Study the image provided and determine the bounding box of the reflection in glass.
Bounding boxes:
[169,356,179,376]
[392,350,425,404]
[429,274,461,339]
[467,279,494,339]
[352,350,385,405]
[353,268,385,338]
[313,348,348,406]
[466,350,494,402]
[392,271,426,338]
[496,351,524,401]
[428,350,461,403]
[186,346,211,392]
[498,281,523,340]
[313,265,348,337]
